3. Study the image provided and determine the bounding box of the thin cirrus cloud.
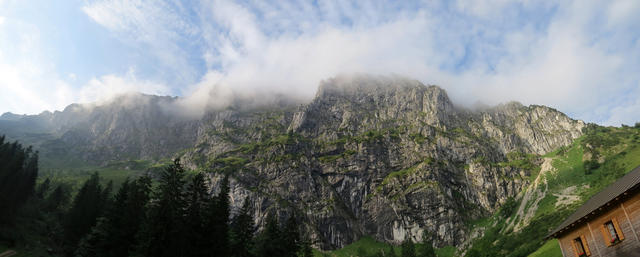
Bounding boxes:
[0,0,175,114]
[0,0,638,126]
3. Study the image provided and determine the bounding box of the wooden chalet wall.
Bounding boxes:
[558,193,640,257]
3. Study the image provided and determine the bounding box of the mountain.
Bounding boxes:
[0,74,586,250]
[0,93,199,167]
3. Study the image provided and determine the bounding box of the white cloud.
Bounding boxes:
[180,0,639,125]
[0,53,170,114]
[82,0,200,83]
[0,16,74,114]
[0,7,170,115]
[78,71,172,105]
[607,0,640,27]
[0,58,74,114]
[2,0,640,127]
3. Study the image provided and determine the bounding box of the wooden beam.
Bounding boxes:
[621,202,640,243]
[559,239,567,257]
[587,221,603,257]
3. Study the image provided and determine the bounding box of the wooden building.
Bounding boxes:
[548,165,640,257]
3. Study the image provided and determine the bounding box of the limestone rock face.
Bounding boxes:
[187,75,584,249]
[0,93,199,166]
[0,74,584,249]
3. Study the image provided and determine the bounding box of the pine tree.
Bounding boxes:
[137,159,187,257]
[282,213,301,257]
[207,176,231,257]
[418,231,435,257]
[230,199,256,257]
[64,172,108,253]
[112,176,151,257]
[387,246,398,257]
[298,235,313,257]
[255,212,284,257]
[100,178,132,257]
[185,173,210,257]
[401,239,416,257]
[357,246,368,257]
[36,177,51,199]
[0,136,39,223]
[77,176,152,257]
[371,249,386,257]
[45,184,70,212]
[75,217,109,257]
[101,180,114,210]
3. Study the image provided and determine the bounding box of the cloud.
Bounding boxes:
[0,56,170,114]
[78,71,172,105]
[0,14,74,114]
[0,2,172,115]
[2,0,639,127]
[176,0,639,125]
[82,0,202,84]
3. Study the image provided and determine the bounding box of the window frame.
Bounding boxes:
[572,236,590,257]
[600,217,625,247]
[605,221,620,242]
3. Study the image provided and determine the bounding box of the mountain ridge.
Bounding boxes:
[0,75,585,250]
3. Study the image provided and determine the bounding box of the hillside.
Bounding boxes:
[0,74,603,254]
[470,124,640,257]
[313,125,640,256]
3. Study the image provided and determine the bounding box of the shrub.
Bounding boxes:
[583,160,600,174]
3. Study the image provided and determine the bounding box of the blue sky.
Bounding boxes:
[0,0,639,125]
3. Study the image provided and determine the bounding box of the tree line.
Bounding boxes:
[345,234,436,257]
[61,159,313,257]
[0,135,437,257]
[0,136,313,257]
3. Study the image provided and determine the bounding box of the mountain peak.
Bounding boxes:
[0,112,24,121]
[316,73,427,98]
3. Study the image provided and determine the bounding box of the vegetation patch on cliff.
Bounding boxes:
[466,125,640,257]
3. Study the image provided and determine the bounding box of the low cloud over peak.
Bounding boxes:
[0,1,639,126]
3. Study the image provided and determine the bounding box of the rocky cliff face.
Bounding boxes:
[0,74,585,249]
[0,93,199,166]
[182,75,585,249]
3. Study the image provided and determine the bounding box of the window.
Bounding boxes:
[606,221,619,241]
[600,218,625,246]
[571,236,591,257]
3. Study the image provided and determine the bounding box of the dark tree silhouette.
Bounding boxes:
[231,199,256,257]
[0,135,39,224]
[63,172,110,253]
[137,159,187,257]
[185,172,210,257]
[76,176,152,257]
[401,238,416,257]
[207,176,231,257]
[418,231,436,257]
[255,213,285,257]
[283,213,301,257]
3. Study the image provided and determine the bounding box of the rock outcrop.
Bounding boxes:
[0,74,585,249]
[183,74,584,249]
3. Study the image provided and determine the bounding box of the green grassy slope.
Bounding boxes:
[313,236,456,257]
[320,125,640,257]
[313,236,400,257]
[8,125,639,257]
[464,125,640,257]
[527,239,562,257]
[36,159,173,192]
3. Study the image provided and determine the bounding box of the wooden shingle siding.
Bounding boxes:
[552,166,640,256]
[624,193,640,241]
[550,165,640,238]
[558,195,640,257]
